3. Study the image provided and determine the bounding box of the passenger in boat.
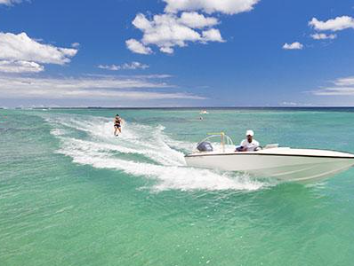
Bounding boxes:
[236,130,260,152]
[114,114,122,136]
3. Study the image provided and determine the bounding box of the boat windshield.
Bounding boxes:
[196,133,234,153]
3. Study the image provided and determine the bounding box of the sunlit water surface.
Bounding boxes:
[1,108,354,265]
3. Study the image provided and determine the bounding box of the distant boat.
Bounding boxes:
[200,110,209,115]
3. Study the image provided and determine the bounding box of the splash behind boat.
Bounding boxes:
[184,133,354,183]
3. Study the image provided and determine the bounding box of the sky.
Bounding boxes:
[0,0,354,107]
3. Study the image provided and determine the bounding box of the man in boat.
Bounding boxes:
[236,130,260,152]
[114,114,123,136]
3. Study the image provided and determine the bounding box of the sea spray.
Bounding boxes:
[45,114,264,192]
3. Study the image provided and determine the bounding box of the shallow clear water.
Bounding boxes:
[1,108,354,265]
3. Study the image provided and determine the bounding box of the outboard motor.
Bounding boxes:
[197,141,213,152]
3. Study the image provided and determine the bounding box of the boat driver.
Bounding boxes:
[236,130,260,152]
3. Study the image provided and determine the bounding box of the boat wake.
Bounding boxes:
[45,114,265,192]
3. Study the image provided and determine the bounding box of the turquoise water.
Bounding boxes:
[1,108,354,265]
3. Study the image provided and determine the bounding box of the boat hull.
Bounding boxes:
[185,150,354,182]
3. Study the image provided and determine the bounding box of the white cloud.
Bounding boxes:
[311,33,337,40]
[309,16,354,32]
[163,0,259,15]
[0,75,204,100]
[334,77,354,86]
[71,42,80,48]
[202,28,224,42]
[0,75,171,91]
[0,60,44,73]
[0,0,21,5]
[179,12,219,28]
[98,62,149,71]
[312,76,354,96]
[127,0,260,54]
[126,39,152,54]
[98,65,120,71]
[128,12,224,54]
[280,102,299,106]
[0,32,78,65]
[313,87,354,96]
[129,74,172,79]
[282,42,303,50]
[160,47,174,54]
[280,102,313,107]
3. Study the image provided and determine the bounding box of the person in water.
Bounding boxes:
[236,130,260,152]
[114,114,122,136]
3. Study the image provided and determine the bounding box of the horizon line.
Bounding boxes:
[3,106,354,110]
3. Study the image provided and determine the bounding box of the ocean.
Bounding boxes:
[1,108,354,265]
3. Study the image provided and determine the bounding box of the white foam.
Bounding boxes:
[50,128,66,136]
[46,114,265,192]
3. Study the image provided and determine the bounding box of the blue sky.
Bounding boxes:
[0,0,354,107]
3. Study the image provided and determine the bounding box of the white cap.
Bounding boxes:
[246,130,254,136]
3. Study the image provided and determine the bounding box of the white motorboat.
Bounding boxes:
[185,133,354,182]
